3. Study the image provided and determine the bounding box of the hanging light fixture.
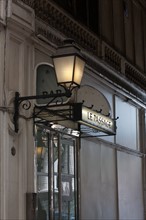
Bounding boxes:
[53,39,85,89]
[13,39,86,132]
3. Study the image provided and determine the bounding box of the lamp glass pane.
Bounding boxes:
[74,56,85,85]
[53,56,74,84]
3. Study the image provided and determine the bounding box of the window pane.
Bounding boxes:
[37,175,49,219]
[36,126,77,220]
[36,129,48,173]
[115,96,138,150]
[36,127,49,220]
[52,0,99,34]
[38,191,49,220]
[53,139,76,220]
[53,0,74,14]
[61,141,76,220]
[76,0,99,34]
[76,0,87,24]
[53,136,59,220]
[88,0,99,34]
[117,151,144,219]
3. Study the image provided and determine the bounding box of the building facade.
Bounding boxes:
[0,0,146,219]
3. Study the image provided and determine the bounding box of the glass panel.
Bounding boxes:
[36,129,48,173]
[53,138,76,220]
[115,96,138,150]
[38,191,49,220]
[36,126,77,220]
[36,127,49,220]
[76,0,99,34]
[53,136,59,220]
[88,0,99,34]
[74,56,85,86]
[53,0,75,14]
[61,142,76,220]
[38,175,48,192]
[75,0,87,24]
[53,56,74,84]
[52,0,99,34]
[37,174,49,220]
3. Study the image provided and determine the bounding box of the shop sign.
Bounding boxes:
[74,104,116,135]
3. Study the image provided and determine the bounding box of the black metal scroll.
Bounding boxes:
[13,89,72,133]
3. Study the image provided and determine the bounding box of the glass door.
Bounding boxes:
[35,125,78,220]
[36,127,49,220]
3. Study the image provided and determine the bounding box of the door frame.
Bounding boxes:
[35,123,80,220]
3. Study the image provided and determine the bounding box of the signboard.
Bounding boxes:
[36,64,68,105]
[73,103,116,135]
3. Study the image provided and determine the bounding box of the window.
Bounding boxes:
[75,0,99,34]
[53,0,74,14]
[115,96,139,150]
[52,0,99,35]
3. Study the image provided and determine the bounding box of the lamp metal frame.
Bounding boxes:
[13,88,72,133]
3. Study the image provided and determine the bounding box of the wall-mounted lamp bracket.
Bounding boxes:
[12,39,86,133]
[13,89,72,133]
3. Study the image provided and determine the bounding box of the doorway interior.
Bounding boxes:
[35,124,79,220]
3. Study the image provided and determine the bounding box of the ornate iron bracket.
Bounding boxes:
[13,89,72,133]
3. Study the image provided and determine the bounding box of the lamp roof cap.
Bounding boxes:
[54,38,83,58]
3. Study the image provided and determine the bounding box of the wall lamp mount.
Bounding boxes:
[13,40,86,133]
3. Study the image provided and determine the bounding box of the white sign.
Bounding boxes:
[78,106,115,134]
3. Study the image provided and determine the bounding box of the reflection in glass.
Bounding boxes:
[53,139,76,220]
[36,128,49,220]
[36,126,77,220]
[37,192,49,220]
[36,129,48,173]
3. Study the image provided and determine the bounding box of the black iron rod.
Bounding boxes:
[16,90,72,102]
[14,90,72,133]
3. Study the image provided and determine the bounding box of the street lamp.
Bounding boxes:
[53,41,85,89]
[13,40,85,133]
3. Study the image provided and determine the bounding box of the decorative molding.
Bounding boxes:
[104,45,121,72]
[8,0,35,33]
[0,0,6,25]
[35,19,64,47]
[20,0,99,55]
[125,62,146,91]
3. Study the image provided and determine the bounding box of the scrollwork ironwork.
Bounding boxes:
[55,98,64,105]
[21,100,32,111]
[13,89,72,132]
